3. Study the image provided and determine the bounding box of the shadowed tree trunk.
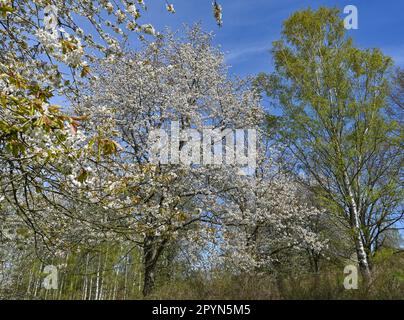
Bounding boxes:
[142,235,167,297]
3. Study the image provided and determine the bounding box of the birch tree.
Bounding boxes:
[256,8,403,280]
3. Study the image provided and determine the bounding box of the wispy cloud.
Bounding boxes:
[225,43,271,63]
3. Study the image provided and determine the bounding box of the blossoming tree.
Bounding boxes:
[76,26,325,295]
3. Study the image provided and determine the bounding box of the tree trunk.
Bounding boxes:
[353,225,371,281]
[142,237,157,297]
[349,204,371,281]
[123,255,129,300]
[82,253,89,300]
[142,261,156,297]
[95,254,101,300]
[112,267,119,300]
[344,173,371,281]
[142,236,165,297]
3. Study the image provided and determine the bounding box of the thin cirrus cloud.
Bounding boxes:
[225,43,271,63]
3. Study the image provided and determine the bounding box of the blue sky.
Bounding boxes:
[139,0,404,77]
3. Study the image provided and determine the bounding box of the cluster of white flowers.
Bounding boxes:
[35,28,84,67]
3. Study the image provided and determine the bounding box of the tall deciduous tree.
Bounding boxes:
[76,26,325,295]
[256,8,403,280]
[77,26,263,295]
